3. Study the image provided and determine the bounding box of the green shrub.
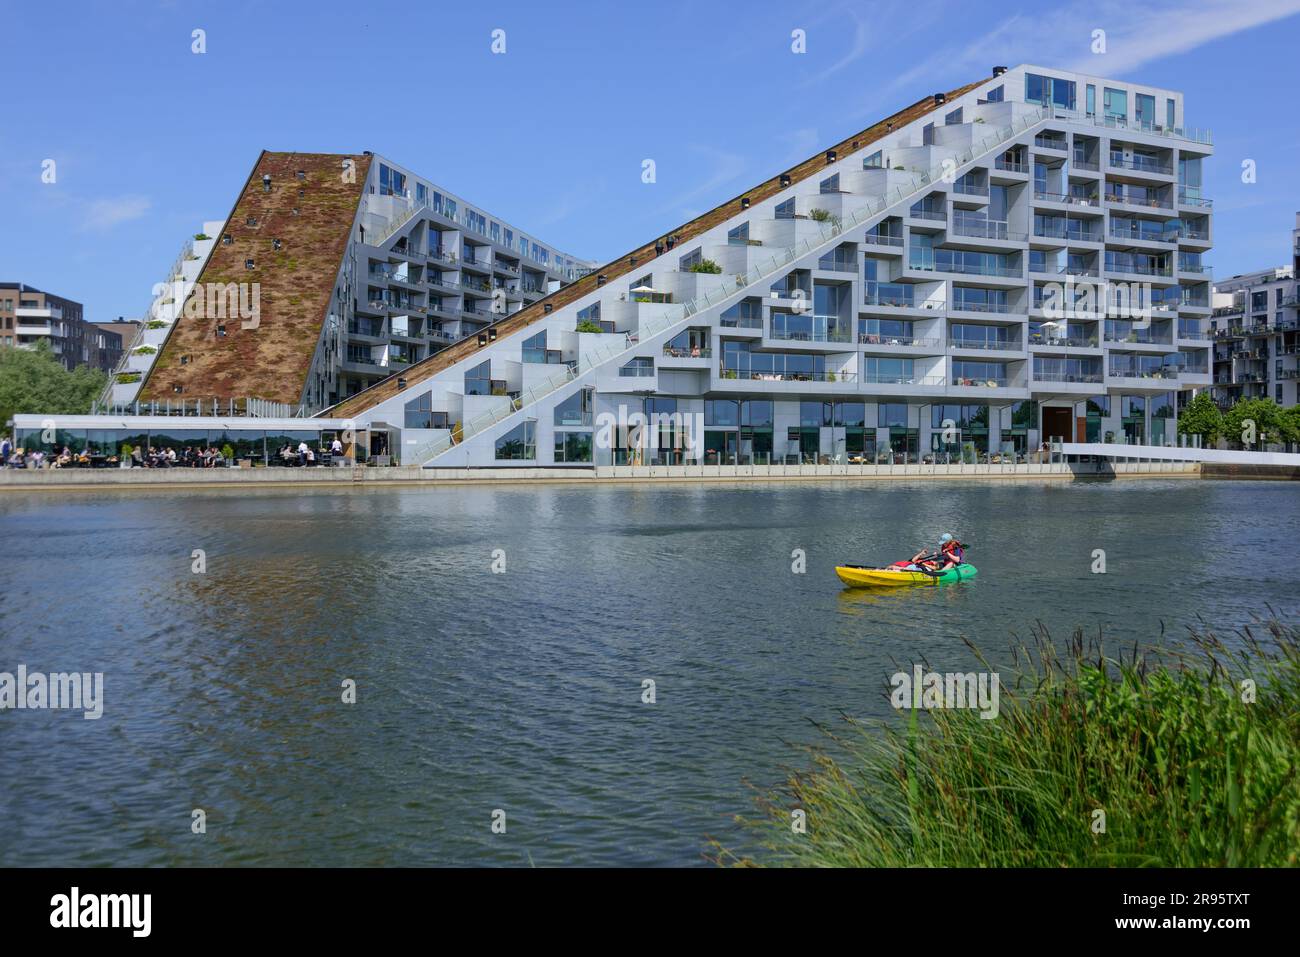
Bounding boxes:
[688,259,722,274]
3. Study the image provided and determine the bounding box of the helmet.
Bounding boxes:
[939,533,954,543]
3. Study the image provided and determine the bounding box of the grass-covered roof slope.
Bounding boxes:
[140,151,372,406]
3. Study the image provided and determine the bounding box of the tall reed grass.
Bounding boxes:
[726,617,1299,867]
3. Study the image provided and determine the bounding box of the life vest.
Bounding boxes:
[941,540,964,562]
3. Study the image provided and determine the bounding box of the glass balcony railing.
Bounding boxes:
[950,299,1014,314]
[861,373,945,385]
[1032,370,1103,383]
[859,334,940,347]
[949,337,1018,351]
[1028,333,1099,348]
[951,376,1010,387]
[1108,154,1173,175]
[720,368,856,383]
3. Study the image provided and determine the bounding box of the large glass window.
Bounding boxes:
[1103,87,1127,121]
[553,432,592,463]
[1025,73,1075,110]
[554,389,593,427]
[495,421,536,460]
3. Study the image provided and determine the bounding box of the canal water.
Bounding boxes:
[0,478,1295,866]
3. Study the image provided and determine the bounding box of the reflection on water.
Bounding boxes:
[0,479,1295,865]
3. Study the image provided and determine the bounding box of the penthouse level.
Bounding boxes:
[317,65,1214,467]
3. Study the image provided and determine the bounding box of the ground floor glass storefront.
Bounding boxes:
[12,427,335,466]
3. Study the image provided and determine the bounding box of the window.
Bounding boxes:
[879,403,909,429]
[553,432,592,463]
[1135,93,1156,129]
[863,150,883,169]
[775,198,795,219]
[379,164,407,197]
[1166,98,1176,129]
[404,392,436,429]
[1103,87,1127,121]
[1025,73,1075,110]
[1085,84,1096,117]
[985,85,1003,103]
[945,107,963,125]
[554,389,593,427]
[495,422,535,460]
[727,223,750,244]
[464,359,491,396]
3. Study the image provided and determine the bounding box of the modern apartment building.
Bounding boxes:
[85,322,127,372]
[0,283,102,371]
[134,152,593,412]
[313,64,1215,466]
[1209,213,1300,408]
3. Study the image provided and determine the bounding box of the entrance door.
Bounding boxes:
[1042,407,1072,444]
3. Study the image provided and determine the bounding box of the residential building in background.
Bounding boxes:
[0,283,99,370]
[1210,213,1300,409]
[130,152,594,413]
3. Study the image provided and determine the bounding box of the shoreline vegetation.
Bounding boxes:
[725,617,1299,867]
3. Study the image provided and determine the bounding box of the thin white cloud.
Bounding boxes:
[81,195,151,232]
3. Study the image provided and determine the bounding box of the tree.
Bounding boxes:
[1279,404,1300,447]
[1223,397,1285,448]
[1176,392,1224,445]
[0,340,107,432]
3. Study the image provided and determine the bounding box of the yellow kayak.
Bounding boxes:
[835,564,978,587]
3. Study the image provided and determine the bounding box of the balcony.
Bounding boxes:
[909,259,1021,279]
[1178,189,1213,209]
[1028,334,1099,348]
[861,373,945,386]
[1108,154,1173,176]
[1033,190,1101,209]
[862,233,904,248]
[1108,222,1177,243]
[1034,224,1103,243]
[1031,371,1103,384]
[949,217,1025,242]
[950,300,1017,316]
[1105,192,1173,210]
[817,253,860,272]
[949,337,1020,351]
[859,334,940,348]
[720,368,857,384]
[951,376,1010,388]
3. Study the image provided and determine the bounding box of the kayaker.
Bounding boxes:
[935,534,965,569]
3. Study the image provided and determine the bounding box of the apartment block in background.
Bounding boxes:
[1210,213,1300,408]
[0,283,102,371]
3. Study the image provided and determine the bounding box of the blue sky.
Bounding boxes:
[3,0,1299,322]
